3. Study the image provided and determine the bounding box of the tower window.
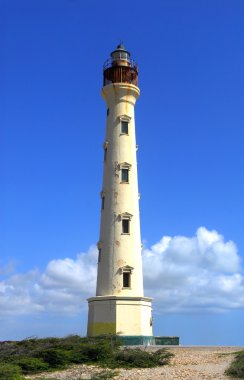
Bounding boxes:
[122,219,130,234]
[103,141,109,161]
[123,272,131,288]
[107,108,109,116]
[120,212,132,234]
[120,265,133,289]
[100,191,105,210]
[98,248,101,262]
[119,162,131,182]
[121,168,129,183]
[121,121,128,134]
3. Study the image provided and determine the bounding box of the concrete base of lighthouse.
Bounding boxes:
[87,296,153,340]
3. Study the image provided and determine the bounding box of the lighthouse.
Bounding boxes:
[87,45,153,345]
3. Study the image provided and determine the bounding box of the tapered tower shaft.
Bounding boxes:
[96,82,143,297]
[87,45,153,341]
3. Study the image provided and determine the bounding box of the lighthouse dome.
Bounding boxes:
[111,44,131,63]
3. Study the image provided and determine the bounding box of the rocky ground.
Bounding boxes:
[27,346,243,380]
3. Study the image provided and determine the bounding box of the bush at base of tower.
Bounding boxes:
[0,335,174,378]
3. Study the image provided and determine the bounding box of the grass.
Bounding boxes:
[90,370,120,380]
[0,335,173,379]
[225,350,244,378]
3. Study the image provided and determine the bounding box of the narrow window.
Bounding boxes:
[107,108,109,116]
[123,272,130,288]
[98,248,101,262]
[121,168,129,183]
[121,121,128,134]
[103,141,108,161]
[102,196,105,210]
[122,219,129,234]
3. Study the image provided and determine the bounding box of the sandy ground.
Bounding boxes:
[27,346,243,380]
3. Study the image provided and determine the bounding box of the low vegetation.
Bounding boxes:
[90,370,120,380]
[225,350,244,378]
[0,335,173,379]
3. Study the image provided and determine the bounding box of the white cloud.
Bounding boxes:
[143,227,244,312]
[0,246,97,316]
[0,227,243,317]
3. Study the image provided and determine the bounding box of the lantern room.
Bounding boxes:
[103,44,138,87]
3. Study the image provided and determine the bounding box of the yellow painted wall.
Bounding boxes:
[87,322,116,336]
[87,296,153,337]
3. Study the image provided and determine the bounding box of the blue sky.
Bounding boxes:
[0,0,244,345]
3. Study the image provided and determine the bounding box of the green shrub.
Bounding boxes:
[69,345,89,363]
[0,335,174,375]
[114,348,173,368]
[58,334,86,350]
[151,348,174,365]
[70,338,116,364]
[0,363,24,380]
[16,357,50,373]
[90,370,119,380]
[225,350,244,378]
[38,348,71,368]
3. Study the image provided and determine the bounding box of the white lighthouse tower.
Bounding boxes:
[87,45,153,344]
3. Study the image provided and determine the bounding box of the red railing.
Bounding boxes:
[103,64,138,87]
